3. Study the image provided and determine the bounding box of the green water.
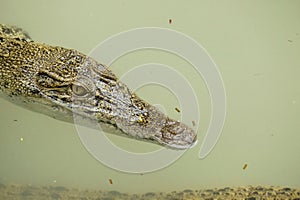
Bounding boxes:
[0,0,300,195]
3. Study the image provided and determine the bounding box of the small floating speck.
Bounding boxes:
[192,121,196,126]
[109,179,113,184]
[13,119,18,122]
[20,137,24,142]
[288,40,293,43]
[169,19,172,24]
[175,107,180,113]
[242,163,248,170]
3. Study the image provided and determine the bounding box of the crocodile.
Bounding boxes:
[0,24,197,149]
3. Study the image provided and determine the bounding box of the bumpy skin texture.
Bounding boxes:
[0,24,197,149]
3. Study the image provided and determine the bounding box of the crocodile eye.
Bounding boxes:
[71,84,88,96]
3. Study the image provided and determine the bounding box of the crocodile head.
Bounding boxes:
[31,50,197,149]
[0,25,197,149]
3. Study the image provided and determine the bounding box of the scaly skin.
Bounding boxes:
[0,24,197,149]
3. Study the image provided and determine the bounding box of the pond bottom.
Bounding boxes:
[0,183,299,200]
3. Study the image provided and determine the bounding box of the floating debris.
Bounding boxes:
[175,107,180,113]
[109,179,113,185]
[169,19,172,24]
[242,163,248,170]
[192,121,196,127]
